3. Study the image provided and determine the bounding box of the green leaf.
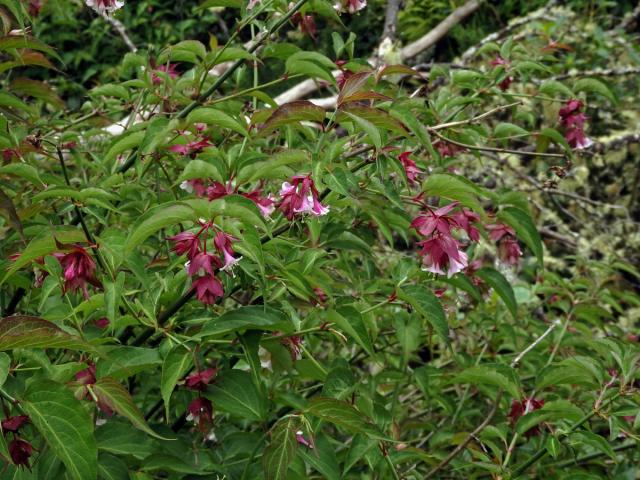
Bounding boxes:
[177,159,224,184]
[342,111,381,150]
[493,122,529,140]
[539,127,571,152]
[536,361,600,390]
[571,431,616,460]
[0,163,43,185]
[327,307,374,358]
[124,202,195,254]
[515,400,584,435]
[21,379,97,480]
[497,206,543,266]
[0,415,10,464]
[0,352,8,387]
[95,421,155,459]
[104,131,145,165]
[474,267,517,318]
[92,377,167,440]
[206,370,268,421]
[263,418,298,480]
[538,80,574,98]
[397,285,449,346]
[422,173,486,214]
[186,107,248,137]
[197,306,290,338]
[160,347,191,419]
[186,195,267,232]
[573,78,616,104]
[0,316,95,352]
[98,453,129,480]
[96,347,161,380]
[0,35,61,61]
[305,397,387,440]
[258,101,325,135]
[452,364,520,399]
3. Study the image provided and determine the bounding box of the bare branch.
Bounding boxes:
[99,11,137,53]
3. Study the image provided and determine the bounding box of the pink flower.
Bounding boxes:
[296,430,314,448]
[281,335,303,361]
[9,439,33,467]
[152,64,179,84]
[508,398,545,436]
[1,416,29,433]
[417,234,468,277]
[558,99,592,149]
[186,397,213,431]
[433,140,466,158]
[187,252,222,277]
[411,203,459,238]
[398,151,422,184]
[85,0,124,14]
[75,363,97,385]
[180,179,208,196]
[214,231,241,271]
[334,0,366,13]
[279,175,329,220]
[452,209,481,242]
[207,181,233,201]
[490,56,509,67]
[243,189,275,217]
[185,368,217,391]
[168,138,213,157]
[497,236,522,265]
[167,231,201,259]
[192,275,224,305]
[54,246,99,299]
[486,223,515,242]
[94,317,110,329]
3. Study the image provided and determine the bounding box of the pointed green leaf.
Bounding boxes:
[497,206,543,266]
[92,377,167,440]
[0,316,95,352]
[160,347,191,419]
[21,380,97,480]
[206,370,268,421]
[474,267,517,319]
[397,285,449,346]
[263,418,298,480]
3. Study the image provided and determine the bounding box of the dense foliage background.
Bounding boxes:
[1,0,639,478]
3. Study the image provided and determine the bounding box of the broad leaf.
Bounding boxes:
[397,285,449,346]
[21,380,97,480]
[306,397,386,440]
[327,307,374,358]
[497,206,543,266]
[474,267,518,318]
[160,347,192,418]
[263,417,298,480]
[0,316,94,352]
[92,377,166,439]
[197,306,290,338]
[206,370,268,421]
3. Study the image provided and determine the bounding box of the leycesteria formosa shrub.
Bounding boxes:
[0,0,639,479]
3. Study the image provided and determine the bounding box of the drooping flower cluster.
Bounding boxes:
[486,223,522,265]
[397,151,422,184]
[411,202,480,277]
[558,99,592,149]
[179,176,275,218]
[167,223,241,305]
[278,175,329,220]
[85,0,124,14]
[508,397,545,436]
[184,368,217,434]
[53,245,100,299]
[1,415,33,468]
[291,7,317,38]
